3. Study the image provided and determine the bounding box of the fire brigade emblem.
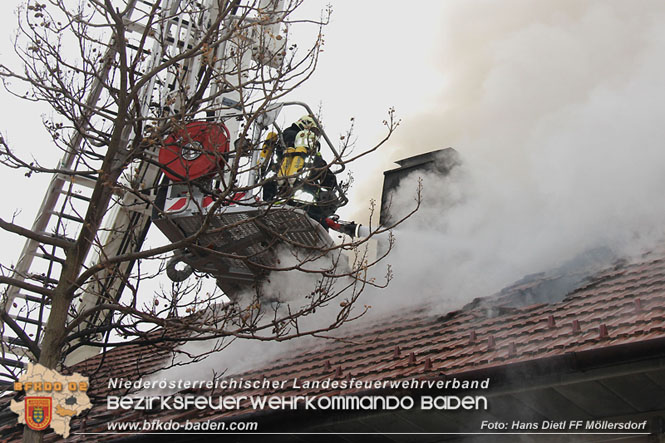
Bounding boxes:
[10,364,91,438]
[25,397,52,431]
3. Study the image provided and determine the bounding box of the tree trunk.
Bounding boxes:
[23,428,41,443]
[37,292,71,368]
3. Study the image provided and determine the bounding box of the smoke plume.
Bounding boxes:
[352,0,665,315]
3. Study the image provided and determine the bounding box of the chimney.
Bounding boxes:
[379,148,460,226]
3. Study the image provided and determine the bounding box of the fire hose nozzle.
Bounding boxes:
[325,217,373,238]
[356,224,371,237]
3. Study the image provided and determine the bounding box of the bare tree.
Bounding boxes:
[0,1,415,440]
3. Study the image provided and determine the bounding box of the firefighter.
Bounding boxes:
[278,115,320,185]
[286,115,341,226]
[258,131,279,176]
[259,132,280,201]
[263,115,341,225]
[261,116,319,201]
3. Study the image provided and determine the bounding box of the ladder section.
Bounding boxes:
[0,0,150,374]
[1,58,116,375]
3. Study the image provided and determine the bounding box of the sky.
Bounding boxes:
[3,1,665,376]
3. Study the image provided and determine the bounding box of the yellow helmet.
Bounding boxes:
[296,115,317,131]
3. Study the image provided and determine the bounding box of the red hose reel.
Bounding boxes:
[159,121,230,181]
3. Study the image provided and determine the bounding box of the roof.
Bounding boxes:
[3,253,665,441]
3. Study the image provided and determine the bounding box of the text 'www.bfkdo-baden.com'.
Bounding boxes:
[106,419,258,432]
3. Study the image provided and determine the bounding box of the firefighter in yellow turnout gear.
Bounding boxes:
[278,115,320,184]
[260,115,320,201]
[258,131,278,176]
[279,129,319,184]
[260,114,342,228]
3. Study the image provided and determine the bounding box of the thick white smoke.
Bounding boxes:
[350,0,665,316]
[152,248,353,384]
